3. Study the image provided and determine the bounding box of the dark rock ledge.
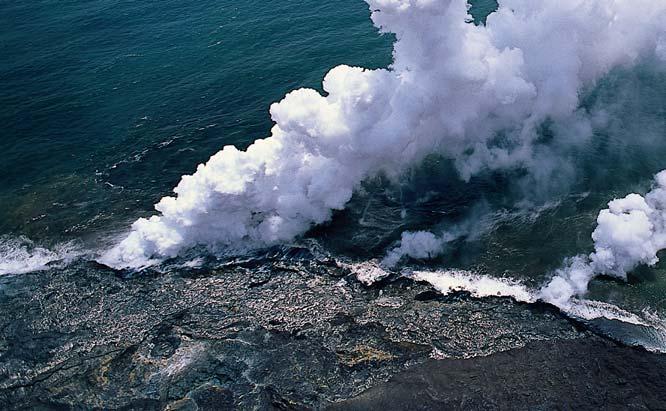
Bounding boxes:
[0,252,662,410]
[329,338,666,411]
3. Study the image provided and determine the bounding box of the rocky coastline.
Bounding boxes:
[0,249,663,409]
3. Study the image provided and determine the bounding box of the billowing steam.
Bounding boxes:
[381,231,451,268]
[542,171,666,306]
[101,0,666,269]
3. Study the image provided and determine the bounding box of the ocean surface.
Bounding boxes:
[2,0,666,351]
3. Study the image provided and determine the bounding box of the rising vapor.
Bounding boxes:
[542,171,666,306]
[101,0,666,269]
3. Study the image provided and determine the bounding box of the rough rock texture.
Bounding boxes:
[329,338,666,410]
[0,246,655,410]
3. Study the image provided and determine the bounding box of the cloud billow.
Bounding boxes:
[101,0,666,269]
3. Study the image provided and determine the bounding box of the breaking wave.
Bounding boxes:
[0,236,83,276]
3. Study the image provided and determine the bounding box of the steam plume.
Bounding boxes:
[542,171,666,306]
[101,0,666,269]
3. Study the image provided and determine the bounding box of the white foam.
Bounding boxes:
[347,261,391,285]
[0,236,82,275]
[408,269,536,303]
[406,267,666,343]
[558,299,649,326]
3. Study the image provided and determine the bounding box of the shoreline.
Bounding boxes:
[0,257,663,409]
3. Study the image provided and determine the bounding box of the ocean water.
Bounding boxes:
[2,0,666,350]
[0,0,393,241]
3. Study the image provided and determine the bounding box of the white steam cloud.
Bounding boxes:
[381,230,452,268]
[542,171,666,306]
[101,0,666,269]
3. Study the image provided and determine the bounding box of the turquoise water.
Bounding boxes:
[2,0,666,344]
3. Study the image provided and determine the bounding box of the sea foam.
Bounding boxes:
[408,269,536,303]
[0,236,82,275]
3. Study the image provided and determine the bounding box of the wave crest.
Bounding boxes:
[0,236,82,276]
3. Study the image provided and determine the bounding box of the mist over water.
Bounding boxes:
[2,0,666,350]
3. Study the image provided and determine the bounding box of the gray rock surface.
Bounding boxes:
[329,338,666,410]
[0,248,647,409]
